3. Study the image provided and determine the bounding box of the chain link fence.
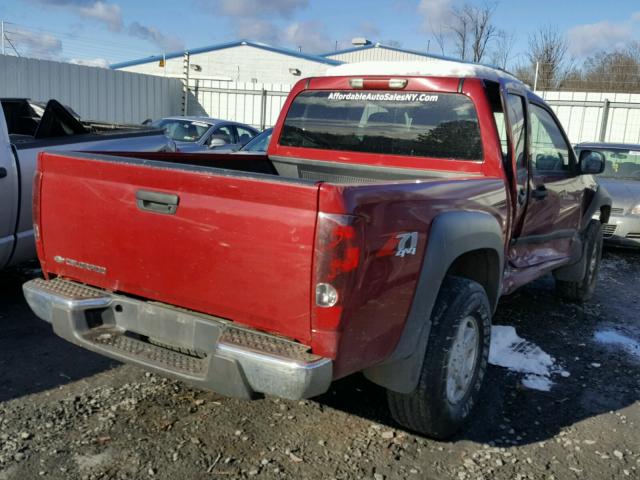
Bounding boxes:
[523,62,640,94]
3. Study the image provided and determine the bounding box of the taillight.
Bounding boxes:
[349,78,408,90]
[312,213,362,342]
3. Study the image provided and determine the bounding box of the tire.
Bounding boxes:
[387,276,492,439]
[555,220,603,302]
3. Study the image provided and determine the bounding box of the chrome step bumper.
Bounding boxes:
[23,278,332,400]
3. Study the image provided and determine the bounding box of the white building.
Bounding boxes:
[111,40,342,84]
[111,39,451,125]
[323,42,440,64]
[111,40,443,84]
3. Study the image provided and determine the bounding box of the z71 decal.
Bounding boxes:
[376,232,419,258]
[395,232,418,257]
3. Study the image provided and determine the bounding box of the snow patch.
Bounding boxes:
[594,329,640,361]
[489,325,568,392]
[522,374,554,391]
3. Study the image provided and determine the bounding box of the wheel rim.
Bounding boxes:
[446,316,480,405]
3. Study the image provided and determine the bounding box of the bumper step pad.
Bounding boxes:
[219,328,321,363]
[28,277,107,300]
[86,328,206,376]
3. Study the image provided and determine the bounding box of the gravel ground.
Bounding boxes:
[0,250,639,480]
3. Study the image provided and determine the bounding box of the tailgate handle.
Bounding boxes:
[0,167,6,179]
[136,190,179,215]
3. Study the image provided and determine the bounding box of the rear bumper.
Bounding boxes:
[23,278,332,400]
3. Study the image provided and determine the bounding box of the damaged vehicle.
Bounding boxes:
[23,61,610,438]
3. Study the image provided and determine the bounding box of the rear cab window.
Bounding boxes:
[280,91,483,161]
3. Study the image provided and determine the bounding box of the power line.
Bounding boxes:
[0,20,163,64]
[2,20,159,53]
[3,33,20,57]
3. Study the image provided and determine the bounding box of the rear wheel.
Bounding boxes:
[387,276,491,439]
[555,220,603,302]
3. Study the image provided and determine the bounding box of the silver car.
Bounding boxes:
[234,127,272,154]
[576,142,640,247]
[152,117,259,153]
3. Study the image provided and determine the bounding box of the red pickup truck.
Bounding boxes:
[23,61,611,438]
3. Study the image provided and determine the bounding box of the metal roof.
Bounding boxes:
[322,43,450,61]
[110,40,344,70]
[321,44,522,80]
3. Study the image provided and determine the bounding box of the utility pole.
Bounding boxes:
[182,51,190,116]
[1,21,5,56]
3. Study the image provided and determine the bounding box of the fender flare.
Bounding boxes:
[363,210,505,394]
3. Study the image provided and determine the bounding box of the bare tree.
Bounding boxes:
[627,41,640,62]
[431,22,448,56]
[526,26,570,89]
[513,63,535,86]
[577,49,640,92]
[469,3,498,62]
[448,2,499,62]
[489,29,515,69]
[449,5,471,60]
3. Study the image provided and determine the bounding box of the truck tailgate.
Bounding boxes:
[36,152,320,343]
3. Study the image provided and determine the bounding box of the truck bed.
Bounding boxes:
[9,127,166,150]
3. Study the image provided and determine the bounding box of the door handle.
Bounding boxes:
[0,167,7,179]
[136,190,179,215]
[531,185,548,200]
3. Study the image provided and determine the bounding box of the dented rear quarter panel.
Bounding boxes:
[317,177,508,378]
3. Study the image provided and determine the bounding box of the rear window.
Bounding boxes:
[280,91,482,161]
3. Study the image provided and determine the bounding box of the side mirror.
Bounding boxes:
[209,138,227,149]
[579,150,605,174]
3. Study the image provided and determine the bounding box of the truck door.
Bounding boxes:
[510,100,582,267]
[0,113,19,268]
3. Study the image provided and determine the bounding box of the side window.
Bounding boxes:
[493,112,508,157]
[529,104,572,173]
[208,126,234,145]
[236,126,255,146]
[505,94,527,173]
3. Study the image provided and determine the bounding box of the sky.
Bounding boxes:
[0,0,639,68]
